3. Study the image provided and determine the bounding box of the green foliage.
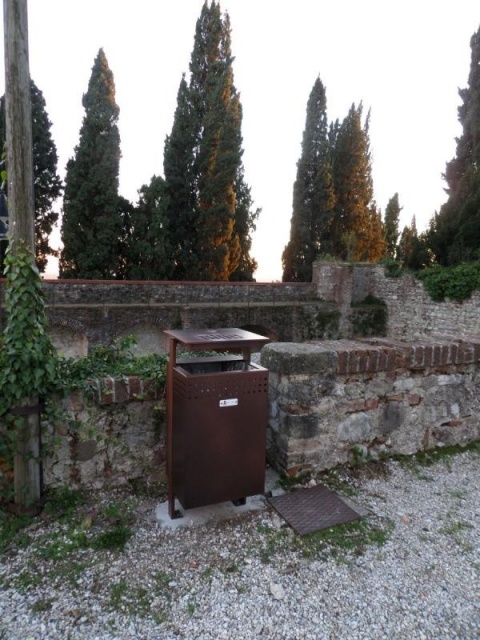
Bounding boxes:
[56,336,167,391]
[285,94,386,276]
[42,486,85,521]
[282,77,335,281]
[299,517,394,561]
[383,193,401,260]
[395,441,479,469]
[426,27,480,266]
[59,48,126,279]
[0,241,58,411]
[0,81,63,273]
[125,176,171,280]
[91,524,132,551]
[164,2,257,281]
[0,511,32,553]
[0,241,58,502]
[417,261,480,301]
[330,104,385,263]
[380,256,404,278]
[397,216,431,271]
[0,254,166,503]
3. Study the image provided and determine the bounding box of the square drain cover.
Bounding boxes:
[269,484,363,535]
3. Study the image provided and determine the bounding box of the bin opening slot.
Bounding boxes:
[177,360,253,375]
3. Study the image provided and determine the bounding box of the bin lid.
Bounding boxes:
[163,327,270,350]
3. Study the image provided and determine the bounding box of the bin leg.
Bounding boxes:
[167,338,182,520]
[169,495,183,520]
[232,497,246,506]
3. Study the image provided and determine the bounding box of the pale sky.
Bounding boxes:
[1,0,479,280]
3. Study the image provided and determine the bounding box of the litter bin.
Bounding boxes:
[164,328,270,519]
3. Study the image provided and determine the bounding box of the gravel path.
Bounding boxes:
[0,449,479,640]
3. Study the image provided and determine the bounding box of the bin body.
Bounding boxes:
[172,356,268,509]
[164,328,270,516]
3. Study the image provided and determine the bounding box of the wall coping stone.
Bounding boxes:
[263,335,480,376]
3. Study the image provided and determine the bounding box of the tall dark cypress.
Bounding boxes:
[384,193,401,260]
[427,25,480,265]
[164,1,257,281]
[163,76,197,280]
[330,104,384,262]
[282,77,335,281]
[0,80,62,272]
[59,49,123,279]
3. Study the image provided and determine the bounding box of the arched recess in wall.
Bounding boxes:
[48,319,89,357]
[240,324,278,345]
[117,324,168,356]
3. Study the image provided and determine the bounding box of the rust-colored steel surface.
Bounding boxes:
[164,328,270,518]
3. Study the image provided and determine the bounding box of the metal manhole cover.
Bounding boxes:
[269,484,363,536]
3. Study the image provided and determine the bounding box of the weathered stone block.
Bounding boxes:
[379,401,405,434]
[261,343,337,376]
[74,439,97,462]
[282,413,321,439]
[337,412,373,442]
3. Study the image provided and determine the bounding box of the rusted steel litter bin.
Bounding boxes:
[164,328,270,519]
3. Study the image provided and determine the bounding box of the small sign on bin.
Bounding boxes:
[219,398,238,407]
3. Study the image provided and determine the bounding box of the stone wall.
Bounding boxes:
[43,377,166,489]
[312,261,480,338]
[261,336,480,476]
[0,279,341,356]
[34,333,480,488]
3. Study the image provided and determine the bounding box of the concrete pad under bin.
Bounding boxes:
[155,467,283,530]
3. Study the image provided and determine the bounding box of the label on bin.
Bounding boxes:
[219,398,238,407]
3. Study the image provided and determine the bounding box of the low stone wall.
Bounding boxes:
[261,336,480,476]
[40,335,480,489]
[43,377,166,489]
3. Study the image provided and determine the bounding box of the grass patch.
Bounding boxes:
[255,523,295,564]
[395,441,479,470]
[298,516,394,562]
[31,597,55,613]
[0,511,33,553]
[277,470,312,491]
[35,528,89,561]
[91,524,133,551]
[439,517,475,552]
[43,486,86,521]
[108,577,164,618]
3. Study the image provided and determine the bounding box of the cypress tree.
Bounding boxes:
[428,26,480,265]
[330,104,384,262]
[282,77,335,281]
[384,193,402,259]
[125,176,170,280]
[163,76,197,280]
[0,80,62,272]
[164,1,257,281]
[229,167,259,281]
[59,48,124,279]
[397,216,429,270]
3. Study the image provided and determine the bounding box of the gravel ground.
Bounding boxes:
[0,448,479,640]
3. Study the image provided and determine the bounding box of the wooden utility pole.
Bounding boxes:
[3,0,35,247]
[3,0,41,512]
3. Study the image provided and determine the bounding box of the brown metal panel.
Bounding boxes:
[172,364,268,509]
[165,328,270,517]
[164,327,270,352]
